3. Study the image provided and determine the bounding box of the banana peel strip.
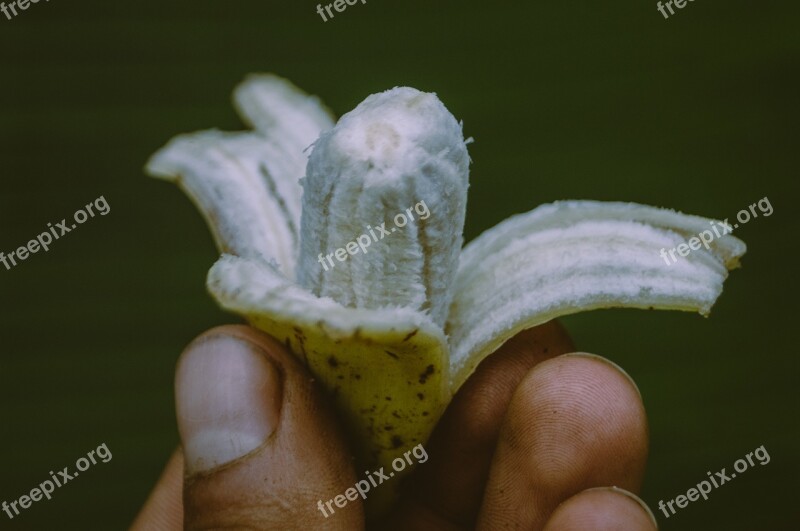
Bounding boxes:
[146,74,334,278]
[208,254,449,510]
[146,131,306,276]
[447,200,747,390]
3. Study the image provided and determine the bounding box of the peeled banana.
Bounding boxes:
[146,74,745,517]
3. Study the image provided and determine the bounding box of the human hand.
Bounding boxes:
[131,322,657,530]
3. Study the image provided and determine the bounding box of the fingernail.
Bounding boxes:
[176,334,282,475]
[562,352,642,399]
[585,486,658,529]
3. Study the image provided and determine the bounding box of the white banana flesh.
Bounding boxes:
[296,87,470,327]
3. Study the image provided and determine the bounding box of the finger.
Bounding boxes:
[130,450,184,531]
[543,487,657,531]
[386,321,574,530]
[177,325,363,531]
[477,353,648,530]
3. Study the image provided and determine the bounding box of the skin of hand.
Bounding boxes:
[130,322,658,531]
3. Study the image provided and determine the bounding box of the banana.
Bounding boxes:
[146,74,746,518]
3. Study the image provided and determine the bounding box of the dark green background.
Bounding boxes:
[1,0,797,529]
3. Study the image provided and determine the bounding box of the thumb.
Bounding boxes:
[176,325,362,530]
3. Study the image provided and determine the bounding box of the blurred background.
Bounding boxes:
[1,0,797,528]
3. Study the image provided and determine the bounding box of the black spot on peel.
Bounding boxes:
[385,425,394,431]
[418,364,435,384]
[355,374,362,380]
[290,328,308,365]
[328,356,339,368]
[417,393,425,400]
[283,335,308,366]
[392,411,401,419]
[422,411,429,416]
[391,435,404,449]
[337,375,344,380]
[385,350,399,360]
[385,396,392,401]
[402,329,418,342]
